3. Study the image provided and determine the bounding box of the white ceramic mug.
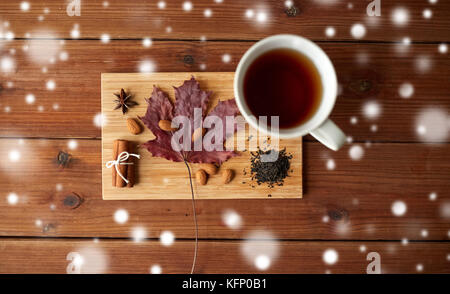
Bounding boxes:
[234,34,346,151]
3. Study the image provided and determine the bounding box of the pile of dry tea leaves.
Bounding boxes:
[249,148,293,188]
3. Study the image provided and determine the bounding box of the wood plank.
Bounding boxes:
[0,238,448,273]
[0,138,448,240]
[101,72,302,200]
[1,40,449,141]
[1,0,449,42]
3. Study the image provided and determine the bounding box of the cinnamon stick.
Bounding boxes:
[115,140,129,187]
[126,155,135,187]
[112,140,119,187]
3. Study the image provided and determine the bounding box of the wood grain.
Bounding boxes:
[1,41,448,141]
[0,238,448,274]
[0,138,448,240]
[1,0,449,42]
[101,73,302,200]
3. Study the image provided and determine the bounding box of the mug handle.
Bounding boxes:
[309,119,346,151]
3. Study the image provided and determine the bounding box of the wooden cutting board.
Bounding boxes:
[101,73,302,200]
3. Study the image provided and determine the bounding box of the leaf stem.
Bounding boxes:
[184,159,198,274]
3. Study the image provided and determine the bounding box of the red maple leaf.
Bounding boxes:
[139,77,240,164]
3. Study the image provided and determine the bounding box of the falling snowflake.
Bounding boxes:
[222,54,231,63]
[26,32,62,64]
[284,0,293,8]
[241,230,279,271]
[325,27,336,38]
[182,1,193,11]
[131,226,147,243]
[351,24,366,39]
[415,55,432,74]
[59,51,69,61]
[399,83,414,99]
[415,107,449,142]
[416,264,424,272]
[363,100,381,119]
[160,231,175,246]
[421,229,428,238]
[349,145,364,160]
[150,265,162,274]
[7,193,19,205]
[138,60,156,73]
[93,113,107,128]
[1,56,15,73]
[438,44,447,54]
[428,192,437,201]
[100,34,110,43]
[142,37,152,48]
[71,24,80,39]
[323,249,338,265]
[114,209,129,224]
[20,2,30,11]
[9,150,21,162]
[25,94,35,104]
[67,139,78,150]
[46,79,56,90]
[245,9,254,18]
[254,255,271,271]
[157,1,166,9]
[326,159,336,170]
[350,116,358,125]
[391,7,409,26]
[359,245,366,252]
[204,9,212,17]
[56,183,63,191]
[222,209,243,230]
[440,202,450,218]
[422,9,432,19]
[391,201,407,216]
[256,12,268,23]
[5,31,14,40]
[72,247,109,274]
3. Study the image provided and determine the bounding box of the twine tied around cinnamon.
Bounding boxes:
[106,151,140,184]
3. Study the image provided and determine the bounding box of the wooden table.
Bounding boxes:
[0,0,449,274]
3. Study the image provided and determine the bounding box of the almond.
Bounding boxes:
[126,118,142,135]
[199,163,218,175]
[195,169,207,185]
[192,127,206,142]
[158,120,178,132]
[221,169,234,184]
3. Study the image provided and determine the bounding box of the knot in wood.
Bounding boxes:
[328,208,349,221]
[183,55,195,65]
[358,79,372,92]
[285,5,299,17]
[57,151,72,167]
[63,193,82,209]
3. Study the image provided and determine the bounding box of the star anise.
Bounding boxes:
[113,88,138,114]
